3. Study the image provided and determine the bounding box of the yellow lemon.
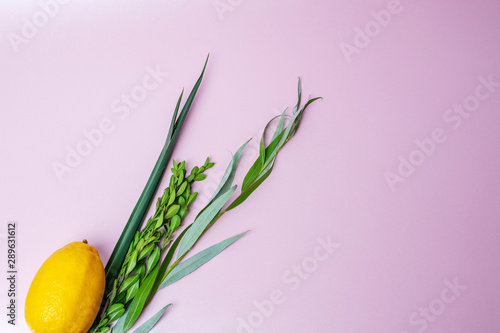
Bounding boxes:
[25,240,105,333]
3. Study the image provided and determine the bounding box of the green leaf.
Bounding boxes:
[126,250,138,276]
[277,111,299,149]
[194,174,206,181]
[226,161,275,211]
[135,265,146,282]
[122,265,159,332]
[170,215,181,231]
[301,96,322,113]
[109,278,118,305]
[110,306,129,333]
[177,186,236,260]
[167,54,209,152]
[165,205,180,219]
[167,90,183,146]
[231,81,321,212]
[131,304,172,333]
[101,55,210,320]
[187,192,198,205]
[107,307,126,324]
[118,275,140,294]
[145,225,192,307]
[289,97,322,138]
[113,289,126,305]
[107,303,124,316]
[98,323,110,333]
[212,139,250,199]
[125,280,140,304]
[263,131,285,167]
[241,157,262,191]
[146,247,161,274]
[138,243,155,261]
[259,129,266,167]
[179,206,188,218]
[293,77,302,115]
[160,231,247,289]
[153,212,164,229]
[241,131,283,192]
[177,170,184,186]
[271,110,287,143]
[177,180,188,196]
[167,188,176,206]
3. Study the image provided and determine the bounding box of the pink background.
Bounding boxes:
[1,0,500,332]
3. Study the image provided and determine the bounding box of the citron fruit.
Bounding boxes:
[25,240,105,333]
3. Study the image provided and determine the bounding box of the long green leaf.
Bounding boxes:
[277,110,299,149]
[122,265,160,332]
[131,304,172,333]
[290,97,322,138]
[177,186,236,260]
[94,56,210,331]
[111,306,129,333]
[145,225,192,306]
[103,55,209,293]
[293,77,302,115]
[166,90,183,143]
[160,231,247,289]
[209,139,250,202]
[241,131,284,191]
[259,130,266,166]
[270,110,287,142]
[226,161,275,211]
[167,54,210,151]
[241,155,262,191]
[230,80,322,211]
